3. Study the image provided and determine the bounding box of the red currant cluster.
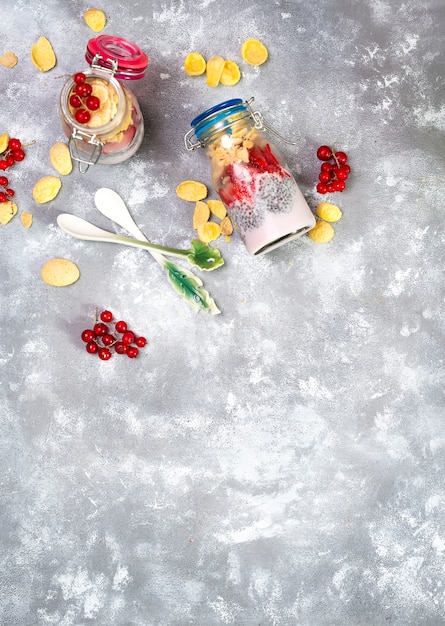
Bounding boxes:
[0,175,14,203]
[69,72,101,125]
[0,137,26,172]
[316,145,351,194]
[81,309,148,361]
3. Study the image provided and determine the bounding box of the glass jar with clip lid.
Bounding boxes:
[59,35,148,173]
[184,98,315,255]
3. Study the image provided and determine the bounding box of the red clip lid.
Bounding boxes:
[85,35,148,80]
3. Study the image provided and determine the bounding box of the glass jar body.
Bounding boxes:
[59,67,144,170]
[189,100,315,255]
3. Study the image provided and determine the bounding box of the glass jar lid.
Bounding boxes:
[85,35,148,80]
[190,99,248,140]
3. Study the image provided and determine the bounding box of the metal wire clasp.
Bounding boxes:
[68,128,103,174]
[245,97,297,146]
[91,53,118,75]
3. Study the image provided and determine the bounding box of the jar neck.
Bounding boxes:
[60,67,126,136]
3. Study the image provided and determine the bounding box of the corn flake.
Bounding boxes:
[0,200,17,225]
[193,201,210,229]
[50,142,73,176]
[206,55,225,87]
[197,221,221,243]
[84,8,107,32]
[308,220,335,243]
[241,39,268,66]
[33,175,62,204]
[207,199,227,220]
[20,211,33,228]
[220,60,241,86]
[41,258,80,287]
[316,201,342,223]
[184,52,206,76]
[0,133,9,153]
[31,36,56,72]
[0,51,18,68]
[220,216,233,235]
[176,180,208,202]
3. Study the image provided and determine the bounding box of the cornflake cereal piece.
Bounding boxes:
[0,133,9,153]
[84,8,107,32]
[50,142,73,176]
[176,180,208,202]
[316,201,342,223]
[220,60,241,86]
[206,55,225,87]
[308,220,335,243]
[41,258,80,287]
[20,211,33,228]
[0,200,17,225]
[207,199,226,220]
[0,51,18,68]
[31,36,56,72]
[193,201,210,229]
[220,216,233,235]
[241,39,268,66]
[184,52,206,76]
[197,221,221,243]
[33,175,62,204]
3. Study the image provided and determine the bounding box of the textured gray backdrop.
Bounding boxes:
[1,0,444,624]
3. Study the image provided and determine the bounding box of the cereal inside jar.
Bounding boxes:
[59,36,148,172]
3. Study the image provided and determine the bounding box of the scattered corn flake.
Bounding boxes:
[176,180,208,202]
[225,235,231,242]
[193,201,210,229]
[50,142,73,176]
[84,8,107,32]
[220,216,233,235]
[220,60,241,86]
[0,200,17,225]
[41,258,80,287]
[207,199,226,220]
[33,175,62,204]
[316,201,342,223]
[0,133,9,153]
[197,221,221,243]
[20,211,33,228]
[241,39,268,66]
[206,55,225,87]
[0,51,18,68]
[31,36,56,72]
[308,220,335,243]
[184,52,206,76]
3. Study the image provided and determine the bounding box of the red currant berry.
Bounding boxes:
[336,167,349,181]
[318,171,331,183]
[5,188,14,197]
[100,310,113,322]
[101,333,115,346]
[126,346,139,358]
[135,336,147,348]
[74,83,88,97]
[317,145,332,161]
[69,94,82,108]
[86,341,98,354]
[98,347,112,361]
[115,320,127,333]
[114,341,127,354]
[122,331,136,345]
[75,109,91,124]
[81,329,95,342]
[316,183,328,194]
[0,176,9,186]
[334,180,346,191]
[0,192,7,203]
[82,83,93,97]
[6,156,15,166]
[342,164,351,174]
[73,72,86,84]
[85,95,100,111]
[0,160,8,171]
[8,138,21,151]
[335,151,348,165]
[320,162,333,173]
[93,322,108,336]
[12,149,25,162]
[327,183,336,192]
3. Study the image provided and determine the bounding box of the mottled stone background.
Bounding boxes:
[1,1,444,624]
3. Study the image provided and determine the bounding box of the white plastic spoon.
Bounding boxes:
[94,187,149,244]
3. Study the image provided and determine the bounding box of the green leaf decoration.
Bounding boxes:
[187,240,225,271]
[163,259,221,314]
